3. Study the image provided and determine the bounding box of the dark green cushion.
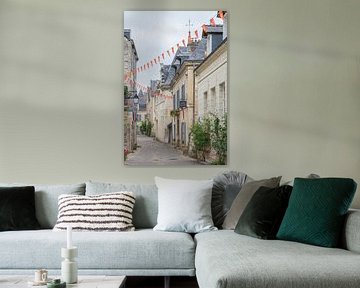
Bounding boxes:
[0,186,41,231]
[277,178,357,247]
[235,185,292,239]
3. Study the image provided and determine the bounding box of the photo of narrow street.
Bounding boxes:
[126,135,200,166]
[124,11,228,166]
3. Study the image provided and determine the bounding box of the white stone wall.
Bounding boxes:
[154,89,172,143]
[171,64,195,148]
[196,43,227,120]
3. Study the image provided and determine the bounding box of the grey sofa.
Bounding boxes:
[1,181,360,288]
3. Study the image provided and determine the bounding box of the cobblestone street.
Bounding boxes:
[125,135,203,166]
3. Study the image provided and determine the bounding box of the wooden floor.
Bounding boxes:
[126,276,199,288]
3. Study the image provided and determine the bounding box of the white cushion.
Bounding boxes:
[53,192,135,231]
[153,177,217,233]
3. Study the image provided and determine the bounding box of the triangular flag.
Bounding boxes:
[158,56,160,63]
[194,29,199,39]
[218,10,224,20]
[162,53,165,59]
[172,47,174,53]
[147,63,150,69]
[154,58,157,64]
[182,39,186,46]
[167,50,171,57]
[210,17,216,26]
[151,60,153,66]
[202,24,207,33]
[177,43,180,48]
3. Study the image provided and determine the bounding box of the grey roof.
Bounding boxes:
[164,67,176,86]
[195,37,228,73]
[124,29,131,40]
[160,64,171,84]
[150,80,160,92]
[188,38,207,61]
[168,38,207,78]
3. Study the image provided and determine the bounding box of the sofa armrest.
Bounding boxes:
[342,209,360,253]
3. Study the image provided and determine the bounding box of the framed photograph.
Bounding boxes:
[124,11,228,166]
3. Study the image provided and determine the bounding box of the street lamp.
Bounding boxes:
[132,93,139,149]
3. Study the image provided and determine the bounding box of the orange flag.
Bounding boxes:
[202,24,207,33]
[210,17,216,26]
[218,10,224,20]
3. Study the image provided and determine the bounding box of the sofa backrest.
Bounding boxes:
[86,181,158,229]
[0,183,86,229]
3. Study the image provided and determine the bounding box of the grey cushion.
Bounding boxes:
[85,181,158,229]
[0,229,195,271]
[212,171,249,228]
[154,177,216,233]
[0,183,85,228]
[195,230,360,288]
[222,176,281,229]
[342,209,360,253]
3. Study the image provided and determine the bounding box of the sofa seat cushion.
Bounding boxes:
[0,229,195,270]
[195,230,360,288]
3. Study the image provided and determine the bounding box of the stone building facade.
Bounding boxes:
[195,38,228,119]
[124,29,138,151]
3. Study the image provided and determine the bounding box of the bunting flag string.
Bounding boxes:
[124,11,225,81]
[124,77,173,100]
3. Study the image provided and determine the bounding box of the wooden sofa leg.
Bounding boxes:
[164,276,170,288]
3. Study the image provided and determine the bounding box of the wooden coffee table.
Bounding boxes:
[0,275,126,288]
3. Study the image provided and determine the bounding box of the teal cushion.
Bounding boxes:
[277,178,357,247]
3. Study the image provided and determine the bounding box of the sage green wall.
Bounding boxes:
[0,0,359,207]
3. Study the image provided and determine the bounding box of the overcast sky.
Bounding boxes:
[124,11,220,89]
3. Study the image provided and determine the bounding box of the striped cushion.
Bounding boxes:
[53,192,136,232]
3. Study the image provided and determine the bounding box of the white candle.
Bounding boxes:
[67,225,72,249]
